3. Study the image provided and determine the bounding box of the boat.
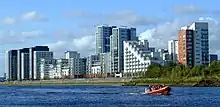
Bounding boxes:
[145,85,171,95]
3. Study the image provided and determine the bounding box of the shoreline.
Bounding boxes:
[1,77,219,87]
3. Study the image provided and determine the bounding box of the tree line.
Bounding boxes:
[141,61,220,79]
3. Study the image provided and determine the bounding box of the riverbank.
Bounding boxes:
[0,78,131,86]
[1,77,220,87]
[124,77,220,87]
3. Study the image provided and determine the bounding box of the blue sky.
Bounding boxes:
[1,0,220,76]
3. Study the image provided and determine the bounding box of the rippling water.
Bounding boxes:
[0,85,220,107]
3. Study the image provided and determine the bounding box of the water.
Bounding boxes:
[0,85,220,107]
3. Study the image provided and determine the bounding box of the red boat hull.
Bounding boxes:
[145,86,171,95]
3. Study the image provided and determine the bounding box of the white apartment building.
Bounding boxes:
[168,40,178,63]
[100,53,111,76]
[110,27,138,76]
[91,62,101,74]
[86,54,100,74]
[123,40,164,76]
[56,58,70,78]
[40,58,57,79]
[33,51,53,79]
[65,51,81,77]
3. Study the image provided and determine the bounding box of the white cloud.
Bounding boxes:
[139,17,220,57]
[22,11,48,22]
[139,19,192,48]
[0,30,44,45]
[2,17,16,24]
[45,35,95,58]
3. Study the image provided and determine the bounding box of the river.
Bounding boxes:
[0,85,219,107]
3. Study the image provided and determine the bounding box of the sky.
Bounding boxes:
[1,0,220,76]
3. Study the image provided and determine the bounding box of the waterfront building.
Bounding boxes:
[5,46,51,81]
[79,57,87,77]
[110,27,138,77]
[65,51,81,77]
[95,25,117,54]
[178,22,209,67]
[29,46,50,80]
[33,51,53,79]
[100,52,111,76]
[168,40,178,63]
[86,54,100,75]
[56,58,69,78]
[40,58,57,79]
[123,40,164,77]
[5,50,18,81]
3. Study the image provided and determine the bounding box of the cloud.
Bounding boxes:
[139,19,192,48]
[173,5,207,14]
[139,17,220,57]
[45,35,95,58]
[65,10,161,26]
[2,17,16,24]
[22,11,49,22]
[0,30,44,45]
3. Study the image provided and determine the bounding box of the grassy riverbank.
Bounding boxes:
[124,77,202,86]
[124,76,220,87]
[1,77,219,87]
[0,78,131,86]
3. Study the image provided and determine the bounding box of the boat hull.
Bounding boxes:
[145,86,171,95]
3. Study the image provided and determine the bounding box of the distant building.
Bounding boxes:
[5,46,51,81]
[79,58,87,76]
[29,46,50,80]
[21,52,30,80]
[5,50,18,81]
[178,22,209,67]
[168,40,178,63]
[95,25,117,54]
[209,54,218,64]
[86,54,100,75]
[40,59,57,79]
[123,40,164,77]
[56,58,69,78]
[110,27,138,76]
[65,51,81,77]
[100,53,111,76]
[33,51,53,79]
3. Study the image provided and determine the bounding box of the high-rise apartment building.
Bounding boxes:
[86,54,100,75]
[178,22,209,67]
[17,48,29,80]
[5,46,51,81]
[65,51,81,77]
[5,50,18,81]
[110,27,138,76]
[95,25,116,54]
[33,51,53,79]
[168,40,178,63]
[29,46,50,80]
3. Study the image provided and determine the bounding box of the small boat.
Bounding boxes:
[145,85,171,95]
